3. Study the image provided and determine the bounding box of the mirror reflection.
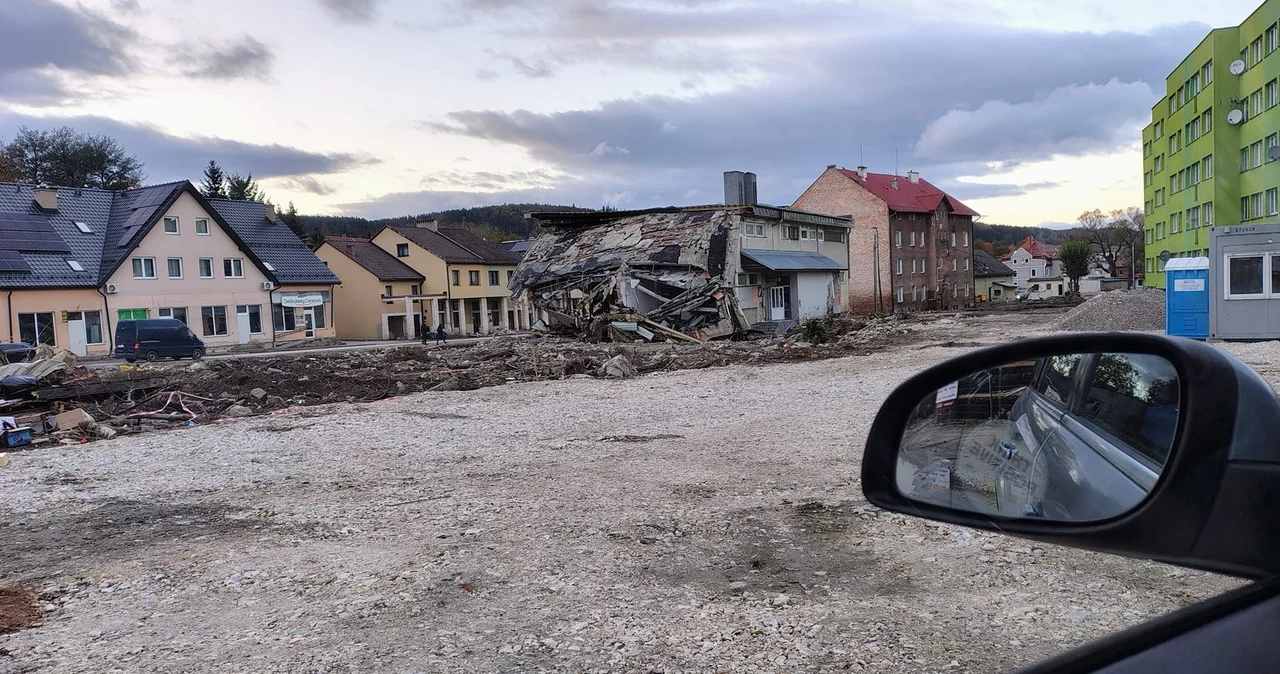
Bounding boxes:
[897,352,1179,522]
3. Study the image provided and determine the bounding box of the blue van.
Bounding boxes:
[114,318,205,363]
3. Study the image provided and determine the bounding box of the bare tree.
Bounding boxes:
[1078,208,1143,281]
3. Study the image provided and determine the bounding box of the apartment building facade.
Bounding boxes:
[792,166,977,313]
[1142,0,1280,287]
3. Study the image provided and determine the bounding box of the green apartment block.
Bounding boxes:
[1142,0,1280,289]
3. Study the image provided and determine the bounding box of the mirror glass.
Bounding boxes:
[897,352,1179,522]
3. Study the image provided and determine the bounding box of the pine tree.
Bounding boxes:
[200,160,227,198]
[226,172,265,202]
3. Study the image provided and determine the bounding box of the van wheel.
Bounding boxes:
[191,348,204,361]
[145,351,159,362]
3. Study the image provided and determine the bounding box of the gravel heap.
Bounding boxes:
[1050,288,1166,332]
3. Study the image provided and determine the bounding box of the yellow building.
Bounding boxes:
[0,181,338,356]
[370,220,530,335]
[315,236,440,340]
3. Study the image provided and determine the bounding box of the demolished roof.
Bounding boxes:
[321,236,424,282]
[835,169,979,217]
[388,225,523,265]
[973,249,1015,278]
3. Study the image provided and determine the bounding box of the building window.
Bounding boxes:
[1154,120,1162,137]
[167,257,183,279]
[962,231,969,247]
[1144,142,1151,158]
[159,307,188,324]
[1187,207,1199,229]
[895,286,904,303]
[223,258,244,278]
[488,270,500,285]
[1269,188,1279,216]
[1252,89,1265,119]
[131,257,156,279]
[895,259,903,275]
[1203,155,1213,179]
[468,270,480,285]
[236,305,263,334]
[1155,189,1165,207]
[1154,154,1163,172]
[1203,60,1213,84]
[272,304,296,332]
[195,218,210,235]
[1189,163,1199,185]
[964,256,970,271]
[911,285,917,301]
[410,284,420,295]
[163,216,179,234]
[201,306,228,336]
[62,311,104,344]
[74,221,91,234]
[743,221,765,237]
[736,273,761,286]
[198,258,213,278]
[396,243,409,257]
[17,312,55,346]
[118,308,148,321]
[383,284,393,299]
[1203,202,1214,226]
[1202,109,1212,135]
[1268,134,1279,162]
[950,231,957,247]
[507,270,514,282]
[1156,222,1165,239]
[1226,254,1266,298]
[1144,171,1152,187]
[1269,24,1279,53]
[1030,269,1037,277]
[894,230,902,247]
[1189,117,1199,140]
[451,270,460,286]
[1254,37,1264,65]
[1170,212,1180,234]
[1169,175,1177,194]
[952,258,958,271]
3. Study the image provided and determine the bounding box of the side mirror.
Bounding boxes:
[861,334,1280,579]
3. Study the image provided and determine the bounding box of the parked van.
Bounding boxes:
[114,319,205,363]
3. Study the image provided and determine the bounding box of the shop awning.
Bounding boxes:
[741,250,846,272]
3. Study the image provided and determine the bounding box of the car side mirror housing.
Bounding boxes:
[861,334,1280,579]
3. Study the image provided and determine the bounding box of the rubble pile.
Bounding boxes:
[1049,288,1166,332]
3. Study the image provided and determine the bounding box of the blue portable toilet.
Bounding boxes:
[1165,257,1210,339]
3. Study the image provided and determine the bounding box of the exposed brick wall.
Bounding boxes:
[792,168,890,314]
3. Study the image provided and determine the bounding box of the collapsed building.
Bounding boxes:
[512,176,853,341]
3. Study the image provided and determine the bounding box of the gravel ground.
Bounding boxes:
[1049,289,1167,332]
[0,310,1248,673]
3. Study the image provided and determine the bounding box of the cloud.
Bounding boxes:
[317,0,384,24]
[110,0,141,12]
[419,168,562,191]
[489,50,557,78]
[170,37,274,82]
[277,176,338,196]
[0,0,136,105]
[420,18,1207,208]
[475,68,500,81]
[938,181,1061,200]
[915,80,1155,163]
[0,112,378,182]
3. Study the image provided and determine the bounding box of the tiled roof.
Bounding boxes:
[322,236,424,282]
[973,249,1015,278]
[389,225,522,265]
[0,180,338,289]
[835,169,979,217]
[1000,235,1060,262]
[208,199,340,286]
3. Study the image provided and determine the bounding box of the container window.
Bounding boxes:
[1227,255,1265,298]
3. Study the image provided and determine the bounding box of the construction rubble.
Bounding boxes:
[0,317,915,449]
[512,208,750,342]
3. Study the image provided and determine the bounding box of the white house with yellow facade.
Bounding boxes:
[0,181,339,356]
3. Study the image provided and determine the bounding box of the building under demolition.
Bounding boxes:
[512,175,852,341]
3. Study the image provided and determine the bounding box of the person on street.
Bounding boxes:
[435,324,448,345]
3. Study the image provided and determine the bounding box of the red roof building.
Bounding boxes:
[1001,235,1060,262]
[792,166,979,314]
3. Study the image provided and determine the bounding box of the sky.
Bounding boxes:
[0,0,1266,226]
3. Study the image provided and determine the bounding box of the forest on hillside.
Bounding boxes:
[296,204,591,244]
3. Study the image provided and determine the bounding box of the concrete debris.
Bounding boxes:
[250,387,268,400]
[1049,289,1166,332]
[512,209,749,342]
[599,355,638,379]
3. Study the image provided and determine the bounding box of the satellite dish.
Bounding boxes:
[1269,145,1280,162]
[1227,109,1245,125]
[1230,59,1247,75]
[1160,250,1172,262]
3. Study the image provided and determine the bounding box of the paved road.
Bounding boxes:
[81,334,521,370]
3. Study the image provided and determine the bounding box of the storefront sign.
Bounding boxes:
[278,292,325,307]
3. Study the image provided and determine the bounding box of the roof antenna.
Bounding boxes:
[859,144,864,167]
[894,150,899,177]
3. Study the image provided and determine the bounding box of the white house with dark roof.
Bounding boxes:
[0,180,339,356]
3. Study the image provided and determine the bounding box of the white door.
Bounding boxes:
[67,317,88,356]
[769,286,788,321]
[236,309,251,344]
[302,309,316,338]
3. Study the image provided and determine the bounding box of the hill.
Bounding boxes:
[973,222,1074,257]
[295,203,592,244]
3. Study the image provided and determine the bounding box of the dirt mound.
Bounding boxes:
[1049,288,1166,332]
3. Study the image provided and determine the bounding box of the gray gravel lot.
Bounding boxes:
[0,311,1253,673]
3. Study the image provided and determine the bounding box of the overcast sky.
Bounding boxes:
[0,0,1263,225]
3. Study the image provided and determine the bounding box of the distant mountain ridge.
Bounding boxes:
[296,203,592,243]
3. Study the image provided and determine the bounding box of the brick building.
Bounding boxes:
[792,166,978,313]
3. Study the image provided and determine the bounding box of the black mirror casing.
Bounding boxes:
[862,333,1280,579]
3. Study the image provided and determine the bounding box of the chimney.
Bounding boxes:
[415,217,439,231]
[890,178,899,190]
[264,203,277,220]
[907,170,920,184]
[856,166,868,179]
[827,164,837,169]
[723,171,758,206]
[33,187,57,211]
